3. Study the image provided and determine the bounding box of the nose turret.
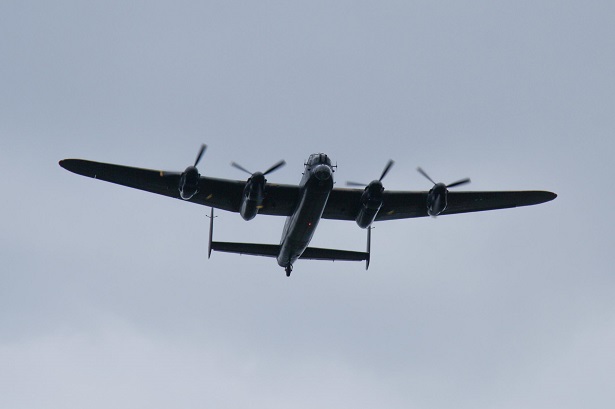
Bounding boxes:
[313,164,332,181]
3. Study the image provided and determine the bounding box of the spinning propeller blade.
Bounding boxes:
[231,162,253,175]
[194,144,207,167]
[346,160,394,187]
[263,160,286,176]
[417,167,470,188]
[346,181,368,187]
[446,178,471,188]
[417,167,436,185]
[379,159,394,181]
[231,159,286,177]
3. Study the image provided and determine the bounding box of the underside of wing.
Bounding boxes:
[323,187,556,222]
[60,159,185,197]
[322,188,365,221]
[59,159,299,216]
[376,190,557,221]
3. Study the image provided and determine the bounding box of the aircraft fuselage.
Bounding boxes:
[277,153,334,273]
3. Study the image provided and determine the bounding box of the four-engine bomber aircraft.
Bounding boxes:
[60,145,556,276]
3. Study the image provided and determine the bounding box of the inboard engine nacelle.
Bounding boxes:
[426,183,448,216]
[239,173,265,220]
[355,181,384,228]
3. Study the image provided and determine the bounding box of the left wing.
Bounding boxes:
[322,188,556,221]
[59,159,299,216]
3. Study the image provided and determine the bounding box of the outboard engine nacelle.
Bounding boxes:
[179,166,200,200]
[426,183,448,216]
[355,181,384,228]
[417,167,470,217]
[179,144,207,200]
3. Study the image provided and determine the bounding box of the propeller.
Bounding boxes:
[417,167,470,189]
[193,144,207,167]
[346,159,395,187]
[179,144,207,200]
[231,159,286,177]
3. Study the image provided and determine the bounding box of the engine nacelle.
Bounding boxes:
[427,183,448,216]
[179,166,200,200]
[355,205,380,228]
[355,181,384,228]
[239,173,266,221]
[240,198,259,221]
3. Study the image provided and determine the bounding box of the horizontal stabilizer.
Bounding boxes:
[210,241,280,258]
[300,247,369,262]
[210,241,368,262]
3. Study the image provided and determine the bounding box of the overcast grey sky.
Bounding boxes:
[1,1,614,408]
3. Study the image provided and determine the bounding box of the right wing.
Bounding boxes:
[322,187,556,221]
[376,190,557,220]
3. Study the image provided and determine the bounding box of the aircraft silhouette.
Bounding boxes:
[60,145,556,276]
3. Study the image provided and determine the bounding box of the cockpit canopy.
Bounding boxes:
[306,153,332,167]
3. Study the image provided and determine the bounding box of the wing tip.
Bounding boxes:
[59,158,75,172]
[58,159,89,176]
[518,190,557,207]
[542,191,557,203]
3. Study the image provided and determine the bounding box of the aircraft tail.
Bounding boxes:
[300,247,369,262]
[209,241,368,262]
[207,207,369,264]
[210,241,280,258]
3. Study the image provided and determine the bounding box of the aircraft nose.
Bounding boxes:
[313,164,332,181]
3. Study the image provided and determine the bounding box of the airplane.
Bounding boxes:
[59,145,556,277]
